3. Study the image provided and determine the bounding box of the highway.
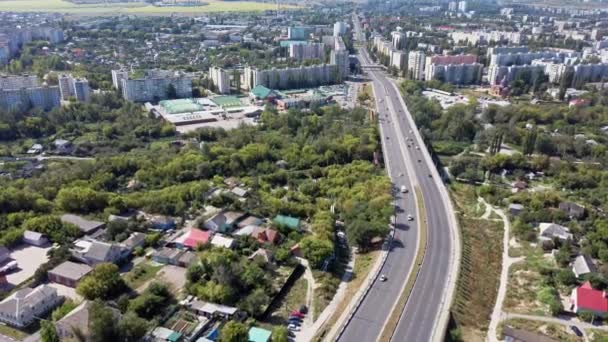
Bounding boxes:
[336,14,458,342]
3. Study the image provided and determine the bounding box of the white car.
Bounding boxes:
[415,146,420,150]
[407,214,414,221]
[400,186,408,193]
[288,324,301,331]
[380,274,387,282]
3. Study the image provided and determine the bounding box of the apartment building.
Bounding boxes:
[330,36,349,79]
[334,22,347,37]
[490,51,580,67]
[288,26,314,40]
[58,74,91,102]
[290,43,325,61]
[427,63,483,85]
[391,50,407,71]
[120,71,193,102]
[243,64,338,91]
[0,85,61,112]
[209,66,231,94]
[391,30,406,50]
[408,51,426,80]
[0,75,39,90]
[488,64,546,85]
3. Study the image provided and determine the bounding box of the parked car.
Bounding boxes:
[288,324,300,331]
[300,305,308,314]
[291,311,305,318]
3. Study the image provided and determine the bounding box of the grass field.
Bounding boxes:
[450,183,504,342]
[0,0,296,15]
[123,261,164,290]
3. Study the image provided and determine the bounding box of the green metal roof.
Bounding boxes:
[168,331,182,342]
[248,327,272,342]
[279,40,308,47]
[212,96,242,108]
[273,215,300,230]
[250,85,273,99]
[160,98,204,114]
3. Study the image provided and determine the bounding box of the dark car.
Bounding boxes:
[570,326,583,337]
[300,305,308,314]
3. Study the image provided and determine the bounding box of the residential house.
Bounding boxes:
[508,203,524,216]
[273,214,301,231]
[152,247,184,265]
[71,238,124,266]
[48,261,92,288]
[22,230,48,246]
[559,201,586,219]
[570,281,608,317]
[0,285,61,328]
[56,301,120,341]
[210,234,235,249]
[120,232,146,254]
[150,327,182,342]
[54,139,72,155]
[236,215,263,229]
[538,223,573,242]
[231,186,248,198]
[61,214,105,236]
[203,211,245,233]
[188,300,238,320]
[178,251,198,268]
[233,225,263,237]
[147,215,176,231]
[257,228,281,245]
[572,255,596,278]
[248,327,272,342]
[249,248,273,263]
[26,144,43,154]
[511,180,528,193]
[172,228,212,250]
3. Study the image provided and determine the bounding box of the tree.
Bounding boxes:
[21,215,79,243]
[77,263,126,300]
[167,84,177,99]
[240,288,270,317]
[118,312,149,342]
[89,300,120,342]
[220,321,248,342]
[272,326,289,342]
[40,320,60,342]
[299,236,333,269]
[56,186,107,213]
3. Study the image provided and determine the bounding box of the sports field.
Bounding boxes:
[0,0,295,15]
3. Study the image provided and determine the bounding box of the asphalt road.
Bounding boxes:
[336,15,454,342]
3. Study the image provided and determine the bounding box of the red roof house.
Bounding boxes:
[571,281,608,316]
[177,228,212,249]
[257,229,281,245]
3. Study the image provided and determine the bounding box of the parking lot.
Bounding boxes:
[1,245,51,290]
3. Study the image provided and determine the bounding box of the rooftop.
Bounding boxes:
[49,261,92,281]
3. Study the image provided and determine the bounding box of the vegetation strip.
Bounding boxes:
[378,186,428,342]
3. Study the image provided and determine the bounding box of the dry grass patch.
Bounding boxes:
[498,318,583,342]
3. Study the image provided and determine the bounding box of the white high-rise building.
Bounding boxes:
[209,66,230,94]
[408,51,426,80]
[448,1,457,11]
[391,30,406,50]
[58,74,90,102]
[391,50,407,70]
[333,22,347,37]
[111,70,129,90]
[458,0,467,12]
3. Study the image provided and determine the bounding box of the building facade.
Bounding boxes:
[209,66,231,94]
[408,51,426,80]
[121,72,193,102]
[290,43,325,61]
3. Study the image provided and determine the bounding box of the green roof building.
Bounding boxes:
[248,327,272,342]
[250,85,276,100]
[273,214,301,231]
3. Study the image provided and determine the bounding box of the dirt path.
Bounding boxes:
[296,251,357,342]
[483,198,524,342]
